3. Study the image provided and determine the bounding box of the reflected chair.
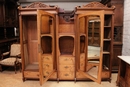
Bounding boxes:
[0,43,21,74]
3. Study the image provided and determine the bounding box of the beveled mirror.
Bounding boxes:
[87,15,101,79]
[77,11,104,83]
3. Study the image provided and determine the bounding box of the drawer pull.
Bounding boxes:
[46,64,49,67]
[46,71,49,74]
[64,58,68,61]
[45,57,49,60]
[64,66,69,69]
[65,74,69,76]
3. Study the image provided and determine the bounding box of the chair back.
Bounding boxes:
[10,44,21,56]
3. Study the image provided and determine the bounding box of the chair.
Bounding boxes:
[0,43,21,73]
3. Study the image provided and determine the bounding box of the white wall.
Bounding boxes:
[122,0,130,55]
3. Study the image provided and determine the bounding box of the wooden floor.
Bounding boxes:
[0,69,118,87]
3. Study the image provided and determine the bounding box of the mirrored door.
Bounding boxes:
[37,10,56,85]
[77,11,104,83]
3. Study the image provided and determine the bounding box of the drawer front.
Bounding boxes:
[80,61,85,71]
[59,56,75,65]
[49,72,57,79]
[76,72,86,79]
[24,71,39,78]
[101,71,110,78]
[42,55,53,63]
[59,65,75,72]
[43,70,53,77]
[59,72,74,80]
[43,63,53,70]
[80,53,85,62]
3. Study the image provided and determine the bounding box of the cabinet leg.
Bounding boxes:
[57,78,59,83]
[74,78,76,83]
[22,78,26,82]
[0,65,2,72]
[109,78,111,83]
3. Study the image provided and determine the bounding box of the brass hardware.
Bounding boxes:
[64,74,69,76]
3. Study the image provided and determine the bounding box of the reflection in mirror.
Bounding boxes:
[87,15,101,79]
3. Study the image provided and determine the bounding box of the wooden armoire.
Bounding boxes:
[19,1,115,85]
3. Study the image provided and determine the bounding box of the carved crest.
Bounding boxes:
[26,2,49,8]
[83,2,108,8]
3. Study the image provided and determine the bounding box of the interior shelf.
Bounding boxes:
[41,36,52,54]
[103,51,110,54]
[80,33,86,37]
[58,33,75,38]
[103,38,111,41]
[59,36,74,55]
[104,26,111,28]
[104,15,112,26]
[25,63,39,71]
[41,34,52,37]
[80,35,86,53]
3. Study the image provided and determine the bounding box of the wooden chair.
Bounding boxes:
[0,43,21,73]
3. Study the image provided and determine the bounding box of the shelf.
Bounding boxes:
[80,33,86,36]
[0,37,19,43]
[59,33,75,37]
[103,51,110,54]
[104,26,111,28]
[103,38,111,41]
[41,34,52,37]
[25,63,39,71]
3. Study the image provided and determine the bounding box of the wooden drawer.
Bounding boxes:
[80,61,85,71]
[49,72,57,79]
[59,65,75,72]
[80,53,85,62]
[59,56,75,65]
[24,71,39,79]
[76,72,86,79]
[43,70,53,77]
[101,71,110,78]
[42,55,53,63]
[59,71,74,80]
[43,63,53,70]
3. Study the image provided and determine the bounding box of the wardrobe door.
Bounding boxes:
[37,10,56,85]
[76,11,104,83]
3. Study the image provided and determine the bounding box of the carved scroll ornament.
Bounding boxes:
[82,2,108,8]
[26,2,49,8]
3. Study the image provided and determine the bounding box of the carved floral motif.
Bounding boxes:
[82,2,108,8]
[26,2,49,8]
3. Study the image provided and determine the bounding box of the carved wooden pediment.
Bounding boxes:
[82,2,108,8]
[26,2,49,8]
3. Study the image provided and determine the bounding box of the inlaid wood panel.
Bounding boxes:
[59,65,74,72]
[59,56,75,65]
[59,71,74,80]
[24,71,39,78]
